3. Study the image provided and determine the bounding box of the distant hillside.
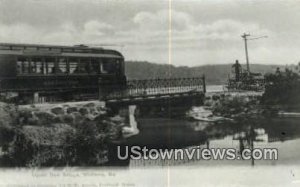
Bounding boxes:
[125,61,285,85]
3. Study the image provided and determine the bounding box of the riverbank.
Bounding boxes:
[0,86,298,167]
[0,101,127,167]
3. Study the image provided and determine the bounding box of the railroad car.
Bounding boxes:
[0,43,126,103]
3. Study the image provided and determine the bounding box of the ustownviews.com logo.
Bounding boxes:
[117,146,278,161]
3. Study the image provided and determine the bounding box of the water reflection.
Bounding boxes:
[126,116,300,166]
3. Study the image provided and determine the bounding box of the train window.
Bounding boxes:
[17,57,30,74]
[45,58,55,74]
[23,60,29,74]
[102,58,116,74]
[73,58,89,74]
[91,58,100,74]
[78,58,91,73]
[16,59,23,74]
[57,58,67,74]
[29,59,37,73]
[115,59,121,74]
[69,58,78,74]
[31,58,44,74]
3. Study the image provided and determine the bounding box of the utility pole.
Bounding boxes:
[241,33,250,73]
[241,33,268,74]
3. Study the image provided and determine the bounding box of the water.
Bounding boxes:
[127,116,300,167]
[206,85,226,93]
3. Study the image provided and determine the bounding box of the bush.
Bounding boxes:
[212,96,249,117]
[262,68,300,109]
[0,101,124,167]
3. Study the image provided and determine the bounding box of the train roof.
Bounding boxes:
[0,43,124,58]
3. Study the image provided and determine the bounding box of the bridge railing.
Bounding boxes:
[99,76,206,100]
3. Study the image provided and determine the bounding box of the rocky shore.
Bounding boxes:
[0,89,293,167]
[0,101,127,167]
[204,93,263,118]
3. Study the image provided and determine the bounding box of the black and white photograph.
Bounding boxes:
[0,0,300,186]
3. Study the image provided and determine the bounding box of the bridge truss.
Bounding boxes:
[100,76,206,104]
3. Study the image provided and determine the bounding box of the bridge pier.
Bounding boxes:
[128,105,137,129]
[106,104,139,166]
[33,92,39,103]
[122,105,139,138]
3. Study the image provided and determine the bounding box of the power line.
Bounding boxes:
[241,33,268,73]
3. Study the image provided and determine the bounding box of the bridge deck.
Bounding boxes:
[100,77,206,104]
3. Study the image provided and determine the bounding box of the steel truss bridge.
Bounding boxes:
[100,76,206,105]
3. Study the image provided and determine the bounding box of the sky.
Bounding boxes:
[0,0,300,66]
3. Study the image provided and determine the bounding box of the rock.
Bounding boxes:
[84,102,96,108]
[212,95,220,100]
[34,111,56,125]
[86,114,97,121]
[205,96,211,100]
[96,106,106,112]
[19,109,33,120]
[110,115,125,123]
[89,107,96,114]
[204,100,213,106]
[53,116,63,123]
[91,111,100,116]
[19,108,46,125]
[72,112,84,123]
[67,107,78,114]
[99,110,107,115]
[79,107,89,116]
[51,107,65,115]
[61,114,75,124]
[27,117,39,126]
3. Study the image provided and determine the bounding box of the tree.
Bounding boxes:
[262,67,300,108]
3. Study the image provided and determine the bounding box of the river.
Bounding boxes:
[126,113,300,167]
[206,85,226,93]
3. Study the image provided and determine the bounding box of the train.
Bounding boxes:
[0,43,127,103]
